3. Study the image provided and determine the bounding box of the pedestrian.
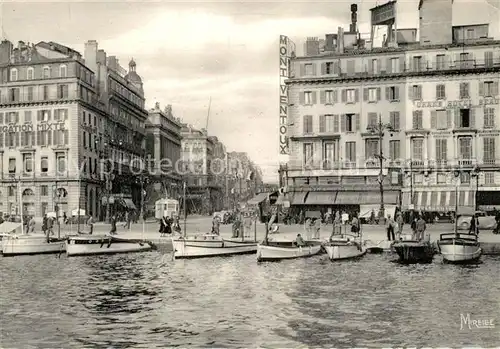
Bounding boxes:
[351,213,360,235]
[29,216,36,234]
[87,215,94,235]
[212,216,220,235]
[314,218,321,239]
[395,212,404,240]
[159,216,167,237]
[304,218,312,240]
[386,214,395,241]
[415,215,426,240]
[469,214,479,235]
[42,214,48,236]
[109,215,117,235]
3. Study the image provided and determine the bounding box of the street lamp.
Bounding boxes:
[471,166,480,211]
[135,169,150,237]
[367,113,394,222]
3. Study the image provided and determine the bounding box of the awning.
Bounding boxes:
[123,199,137,210]
[335,192,362,205]
[359,204,397,219]
[305,192,336,205]
[402,192,417,209]
[408,190,475,212]
[291,192,307,205]
[247,193,268,205]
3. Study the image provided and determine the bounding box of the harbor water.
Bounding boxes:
[1,252,499,348]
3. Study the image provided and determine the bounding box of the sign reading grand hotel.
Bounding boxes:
[414,97,499,109]
[279,35,290,155]
[0,122,66,134]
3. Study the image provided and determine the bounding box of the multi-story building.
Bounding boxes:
[83,40,148,220]
[0,40,105,220]
[208,136,227,209]
[145,102,182,206]
[180,124,222,214]
[283,0,500,218]
[228,151,263,207]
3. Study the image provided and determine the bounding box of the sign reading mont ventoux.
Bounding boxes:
[0,122,66,134]
[279,35,290,155]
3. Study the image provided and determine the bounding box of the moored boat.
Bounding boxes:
[437,232,482,264]
[66,235,153,256]
[392,239,435,264]
[256,239,323,262]
[324,234,366,261]
[172,234,258,259]
[2,233,66,256]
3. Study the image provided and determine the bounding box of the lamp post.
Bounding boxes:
[453,169,461,234]
[471,166,480,211]
[367,113,394,223]
[135,170,150,238]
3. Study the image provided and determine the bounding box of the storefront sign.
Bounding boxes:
[414,97,499,109]
[279,35,290,155]
[0,122,66,134]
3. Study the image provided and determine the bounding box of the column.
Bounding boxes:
[475,133,480,164]
[424,134,429,165]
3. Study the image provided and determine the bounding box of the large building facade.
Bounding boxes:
[283,0,500,218]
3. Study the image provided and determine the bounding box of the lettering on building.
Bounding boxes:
[414,97,499,109]
[279,35,289,155]
[0,123,65,134]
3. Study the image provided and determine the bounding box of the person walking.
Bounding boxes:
[314,218,321,239]
[29,216,36,234]
[109,215,117,235]
[87,215,94,235]
[469,213,479,235]
[42,214,48,236]
[386,214,395,241]
[415,215,426,241]
[395,212,404,240]
[351,213,360,235]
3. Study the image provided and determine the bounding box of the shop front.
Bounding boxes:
[477,191,500,212]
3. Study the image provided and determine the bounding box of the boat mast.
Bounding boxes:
[454,172,459,235]
[183,181,187,237]
[77,175,81,233]
[18,177,24,235]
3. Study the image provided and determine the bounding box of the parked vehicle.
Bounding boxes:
[456,209,497,231]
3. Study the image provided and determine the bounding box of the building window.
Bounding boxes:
[57,154,67,173]
[10,68,18,81]
[458,109,471,128]
[23,154,33,173]
[459,137,472,160]
[43,67,50,78]
[345,141,356,162]
[325,90,335,104]
[365,139,379,159]
[303,115,313,134]
[345,114,355,132]
[436,54,446,70]
[436,84,446,99]
[436,110,448,129]
[41,157,49,173]
[484,108,495,129]
[60,65,67,78]
[413,56,422,72]
[370,59,378,73]
[346,89,356,103]
[23,110,32,123]
[483,81,496,97]
[412,138,423,161]
[323,142,337,167]
[41,203,48,216]
[21,131,33,147]
[386,86,399,101]
[460,172,470,184]
[459,52,470,68]
[27,87,34,101]
[346,60,355,74]
[304,91,313,104]
[390,58,399,73]
[368,88,378,102]
[390,111,400,130]
[435,139,447,164]
[411,85,422,100]
[303,143,314,165]
[325,62,335,74]
[40,185,49,196]
[8,158,16,173]
[43,86,49,100]
[54,109,68,121]
[58,85,68,99]
[412,110,423,129]
[483,137,495,164]
[367,113,378,128]
[27,67,34,80]
[389,140,400,161]
[466,28,474,39]
[319,114,335,133]
[9,88,20,102]
[304,63,313,76]
[437,173,447,184]
[459,82,470,99]
[37,110,51,122]
[484,172,495,185]
[484,52,494,67]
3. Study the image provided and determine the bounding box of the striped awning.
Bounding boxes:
[335,191,362,205]
[403,190,475,212]
[305,192,336,205]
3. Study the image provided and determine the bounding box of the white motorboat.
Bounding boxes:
[2,233,66,256]
[256,239,323,262]
[66,235,153,256]
[324,234,366,261]
[437,232,482,264]
[172,234,258,259]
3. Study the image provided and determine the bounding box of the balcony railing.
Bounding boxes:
[483,159,497,165]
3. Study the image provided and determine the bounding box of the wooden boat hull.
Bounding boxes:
[2,235,66,256]
[66,235,153,256]
[324,244,367,261]
[172,236,257,259]
[392,240,435,264]
[256,243,322,262]
[438,233,482,263]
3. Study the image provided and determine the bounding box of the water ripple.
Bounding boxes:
[1,253,499,347]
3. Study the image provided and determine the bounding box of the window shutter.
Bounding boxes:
[385,87,390,100]
[377,87,381,101]
[20,132,26,146]
[435,139,441,160]
[418,86,422,99]
[470,108,475,128]
[454,53,460,66]
[311,91,317,104]
[454,108,460,127]
[302,115,307,133]
[47,131,52,145]
[367,61,373,73]
[311,64,317,76]
[478,82,484,96]
[341,89,347,102]
[47,110,51,121]
[319,115,326,133]
[493,82,499,96]
[355,89,359,102]
[363,88,369,101]
[334,61,340,74]
[333,90,338,103]
[37,111,42,122]
[443,85,446,99]
[431,110,437,129]
[408,86,413,100]
[412,111,418,129]
[355,114,360,131]
[386,58,392,73]
[320,90,326,104]
[408,57,413,71]
[321,63,326,75]
[394,112,400,130]
[53,130,59,145]
[299,64,305,77]
[395,86,400,100]
[446,109,452,128]
[333,114,339,132]
[435,85,439,99]
[340,114,346,132]
[299,92,305,105]
[399,57,405,72]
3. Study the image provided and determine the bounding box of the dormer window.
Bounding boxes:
[43,66,50,79]
[60,65,67,78]
[27,67,34,80]
[10,68,18,81]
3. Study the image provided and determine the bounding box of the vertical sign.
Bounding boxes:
[279,35,289,155]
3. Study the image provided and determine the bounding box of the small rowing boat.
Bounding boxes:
[172,234,258,259]
[66,235,153,256]
[323,234,366,261]
[437,232,482,264]
[256,238,323,262]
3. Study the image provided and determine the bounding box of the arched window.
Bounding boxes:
[27,67,34,80]
[10,68,18,81]
[59,65,67,78]
[22,188,35,196]
[43,66,50,79]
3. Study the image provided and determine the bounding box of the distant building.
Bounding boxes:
[227,151,263,208]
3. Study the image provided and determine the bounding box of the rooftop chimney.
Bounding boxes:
[350,4,358,33]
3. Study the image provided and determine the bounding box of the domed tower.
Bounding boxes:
[125,58,144,94]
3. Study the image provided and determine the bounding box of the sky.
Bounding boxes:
[1,0,499,183]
